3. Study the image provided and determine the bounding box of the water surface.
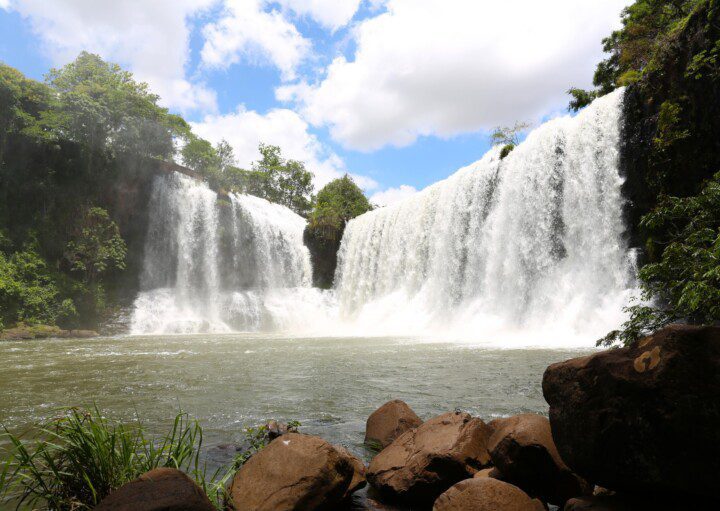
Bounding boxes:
[0,334,589,464]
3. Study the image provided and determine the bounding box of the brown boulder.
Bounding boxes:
[95,468,214,511]
[489,414,590,505]
[433,478,546,511]
[543,325,720,498]
[365,400,422,449]
[367,411,492,504]
[336,445,367,497]
[229,433,354,511]
[473,467,504,480]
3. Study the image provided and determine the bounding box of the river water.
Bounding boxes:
[0,334,589,467]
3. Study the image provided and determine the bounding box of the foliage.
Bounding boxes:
[249,144,315,217]
[653,100,690,150]
[600,172,720,346]
[568,0,704,110]
[0,239,77,328]
[490,122,531,147]
[0,412,301,510]
[64,207,127,284]
[309,175,372,233]
[0,408,232,510]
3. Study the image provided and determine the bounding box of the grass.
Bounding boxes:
[0,408,237,510]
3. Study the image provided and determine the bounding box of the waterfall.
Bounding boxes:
[335,89,635,345]
[130,172,315,334]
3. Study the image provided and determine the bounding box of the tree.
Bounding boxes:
[45,52,180,159]
[491,122,531,159]
[250,144,315,216]
[64,207,127,284]
[600,172,720,346]
[310,175,372,232]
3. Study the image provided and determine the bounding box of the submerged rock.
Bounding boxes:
[229,433,354,511]
[433,478,545,511]
[365,400,423,450]
[95,468,214,511]
[367,411,492,504]
[543,325,720,498]
[488,413,590,505]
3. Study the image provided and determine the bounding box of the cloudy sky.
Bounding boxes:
[0,0,630,205]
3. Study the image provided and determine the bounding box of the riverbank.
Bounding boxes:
[0,323,98,341]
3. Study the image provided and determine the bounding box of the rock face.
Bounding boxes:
[367,411,492,504]
[543,325,720,498]
[488,413,590,505]
[336,445,367,498]
[95,468,215,511]
[433,478,546,511]
[229,433,354,511]
[364,400,423,449]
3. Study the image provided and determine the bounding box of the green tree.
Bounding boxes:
[601,172,720,346]
[491,122,531,159]
[64,207,127,284]
[250,144,314,216]
[45,51,182,159]
[310,175,372,232]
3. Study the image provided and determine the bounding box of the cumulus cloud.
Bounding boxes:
[190,106,377,190]
[279,0,631,150]
[370,184,417,207]
[0,0,9,10]
[275,0,362,31]
[4,0,217,113]
[201,0,311,80]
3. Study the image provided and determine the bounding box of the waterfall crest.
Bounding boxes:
[130,172,314,334]
[335,89,635,344]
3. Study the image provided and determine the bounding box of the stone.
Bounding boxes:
[95,468,214,511]
[543,325,720,498]
[433,478,546,511]
[367,411,492,504]
[229,433,354,511]
[488,413,590,505]
[365,400,423,449]
[336,445,367,498]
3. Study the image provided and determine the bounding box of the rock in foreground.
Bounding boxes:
[543,325,720,498]
[489,413,590,505]
[365,400,422,449]
[229,433,354,511]
[367,411,492,504]
[95,468,214,511]
[433,478,545,511]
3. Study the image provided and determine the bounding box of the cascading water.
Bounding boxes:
[130,172,318,334]
[335,89,635,345]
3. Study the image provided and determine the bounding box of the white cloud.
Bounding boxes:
[201,0,311,80]
[275,0,362,30]
[279,0,632,150]
[190,106,377,190]
[5,0,217,113]
[370,184,417,206]
[0,0,10,10]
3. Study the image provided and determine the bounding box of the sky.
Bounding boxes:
[0,0,631,205]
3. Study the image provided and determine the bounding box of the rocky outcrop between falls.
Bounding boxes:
[543,324,720,499]
[95,468,215,511]
[366,411,492,504]
[364,399,423,450]
[433,478,546,511]
[228,433,356,511]
[488,413,591,506]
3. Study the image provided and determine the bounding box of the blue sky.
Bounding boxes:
[0,0,630,205]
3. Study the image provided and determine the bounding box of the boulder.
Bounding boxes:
[365,400,422,449]
[473,467,504,480]
[433,478,546,511]
[543,325,720,498]
[266,420,297,440]
[229,433,354,511]
[367,411,492,504]
[563,496,640,511]
[336,445,367,497]
[95,468,214,511]
[488,414,590,505]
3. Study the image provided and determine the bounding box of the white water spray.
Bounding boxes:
[335,90,635,345]
[130,172,315,334]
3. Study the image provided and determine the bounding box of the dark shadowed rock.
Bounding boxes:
[229,433,354,511]
[543,325,720,498]
[95,468,214,511]
[488,413,590,505]
[365,400,423,449]
[336,445,367,498]
[433,478,546,511]
[367,411,492,504]
[473,467,504,480]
